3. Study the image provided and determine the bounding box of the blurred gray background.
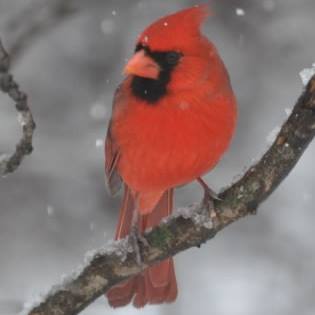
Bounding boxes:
[0,0,315,314]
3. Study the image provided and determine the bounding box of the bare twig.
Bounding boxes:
[2,0,77,62]
[23,75,315,315]
[0,38,35,176]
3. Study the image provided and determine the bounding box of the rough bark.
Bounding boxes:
[23,76,315,315]
[0,39,35,176]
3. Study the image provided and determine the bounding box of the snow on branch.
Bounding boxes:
[0,38,35,176]
[21,75,315,315]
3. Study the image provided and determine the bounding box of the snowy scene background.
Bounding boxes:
[0,0,315,315]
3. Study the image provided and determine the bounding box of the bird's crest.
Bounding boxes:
[137,4,211,52]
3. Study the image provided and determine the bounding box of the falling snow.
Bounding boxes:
[95,139,104,148]
[236,8,245,16]
[47,205,55,216]
[101,19,115,35]
[2,2,314,315]
[300,64,315,86]
[89,102,107,121]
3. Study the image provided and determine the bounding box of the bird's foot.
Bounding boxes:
[201,190,221,220]
[197,177,221,219]
[129,226,148,268]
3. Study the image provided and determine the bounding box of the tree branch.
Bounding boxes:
[0,38,35,176]
[23,76,315,315]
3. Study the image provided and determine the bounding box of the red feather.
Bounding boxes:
[105,4,237,308]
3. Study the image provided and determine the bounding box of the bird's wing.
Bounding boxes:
[105,86,124,195]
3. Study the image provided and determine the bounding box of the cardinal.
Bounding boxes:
[105,4,237,308]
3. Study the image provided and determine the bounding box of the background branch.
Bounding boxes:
[23,75,315,315]
[1,0,77,63]
[0,38,35,176]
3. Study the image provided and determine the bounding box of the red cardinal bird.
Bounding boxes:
[105,4,237,308]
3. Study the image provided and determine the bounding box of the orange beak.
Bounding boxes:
[124,50,160,79]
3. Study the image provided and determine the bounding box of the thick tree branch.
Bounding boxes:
[24,76,315,315]
[0,38,35,176]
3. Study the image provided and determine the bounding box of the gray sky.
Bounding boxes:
[0,1,315,314]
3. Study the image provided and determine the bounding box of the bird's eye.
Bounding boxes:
[166,51,181,65]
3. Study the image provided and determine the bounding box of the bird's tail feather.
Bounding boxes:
[106,186,177,308]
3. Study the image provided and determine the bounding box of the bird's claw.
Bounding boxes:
[129,226,148,268]
[197,177,221,219]
[202,185,222,202]
[201,192,220,219]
